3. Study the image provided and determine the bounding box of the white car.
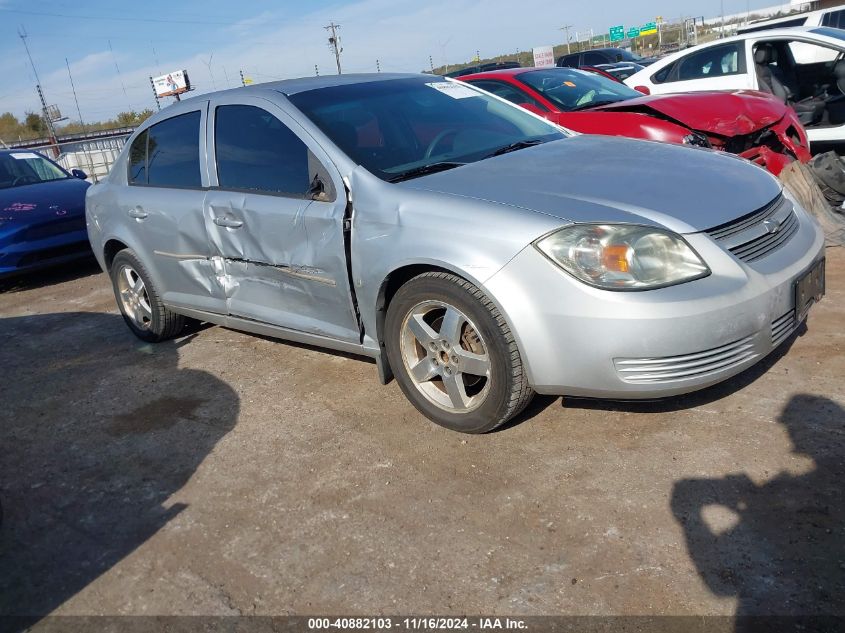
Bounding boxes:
[624,27,845,147]
[737,5,845,36]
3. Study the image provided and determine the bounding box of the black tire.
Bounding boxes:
[385,272,533,433]
[110,249,185,342]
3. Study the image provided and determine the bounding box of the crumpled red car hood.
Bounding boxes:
[597,90,788,136]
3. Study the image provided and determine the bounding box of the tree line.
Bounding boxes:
[0,109,155,144]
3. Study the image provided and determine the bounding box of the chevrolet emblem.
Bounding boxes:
[762,218,783,235]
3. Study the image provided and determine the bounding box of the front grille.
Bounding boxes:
[706,195,799,263]
[614,335,758,385]
[771,309,796,346]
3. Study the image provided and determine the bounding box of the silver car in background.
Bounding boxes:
[86,74,825,433]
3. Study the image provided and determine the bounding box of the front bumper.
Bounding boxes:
[484,204,825,398]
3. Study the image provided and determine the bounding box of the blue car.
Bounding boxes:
[0,150,91,278]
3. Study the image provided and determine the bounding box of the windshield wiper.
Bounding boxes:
[485,139,545,159]
[569,100,625,112]
[388,161,466,183]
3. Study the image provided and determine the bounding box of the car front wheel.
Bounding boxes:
[385,272,533,433]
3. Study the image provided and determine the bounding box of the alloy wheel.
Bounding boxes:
[116,265,153,330]
[399,300,492,412]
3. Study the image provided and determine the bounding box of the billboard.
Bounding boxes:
[532,46,555,68]
[152,70,191,97]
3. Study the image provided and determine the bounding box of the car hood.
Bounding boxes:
[400,135,781,234]
[0,177,89,222]
[597,90,788,137]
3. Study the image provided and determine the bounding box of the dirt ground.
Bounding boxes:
[0,248,843,626]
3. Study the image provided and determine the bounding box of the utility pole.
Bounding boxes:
[18,27,58,156]
[325,22,343,74]
[559,25,573,54]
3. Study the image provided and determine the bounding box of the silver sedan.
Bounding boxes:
[86,73,825,433]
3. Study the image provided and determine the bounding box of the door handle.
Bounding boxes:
[128,207,148,219]
[213,216,244,228]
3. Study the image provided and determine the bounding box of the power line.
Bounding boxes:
[108,40,133,113]
[0,8,237,25]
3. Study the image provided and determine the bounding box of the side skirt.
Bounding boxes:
[168,304,379,361]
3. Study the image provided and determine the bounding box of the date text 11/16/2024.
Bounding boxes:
[307,617,528,630]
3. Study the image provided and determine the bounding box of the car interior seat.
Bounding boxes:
[755,44,824,126]
[825,58,845,124]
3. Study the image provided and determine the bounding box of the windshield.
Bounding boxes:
[621,49,644,61]
[517,68,643,111]
[0,152,69,189]
[288,77,564,181]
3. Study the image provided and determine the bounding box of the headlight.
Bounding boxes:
[535,224,710,290]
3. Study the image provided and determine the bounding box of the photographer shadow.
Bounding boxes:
[671,394,845,629]
[0,312,239,630]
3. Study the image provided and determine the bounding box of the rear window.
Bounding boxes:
[129,111,202,188]
[738,16,806,33]
[822,9,845,29]
[557,54,580,68]
[583,51,608,66]
[128,130,148,185]
[667,43,745,82]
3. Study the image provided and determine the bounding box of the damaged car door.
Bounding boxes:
[203,97,360,343]
[124,105,228,314]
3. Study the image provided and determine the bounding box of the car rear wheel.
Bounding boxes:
[110,249,185,342]
[385,272,533,433]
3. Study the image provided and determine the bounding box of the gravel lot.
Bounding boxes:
[1,248,843,625]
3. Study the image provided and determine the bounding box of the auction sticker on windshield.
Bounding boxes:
[426,82,477,99]
[10,153,41,160]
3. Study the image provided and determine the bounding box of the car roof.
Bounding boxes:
[673,25,833,47]
[0,149,45,156]
[459,68,531,79]
[460,67,585,81]
[176,72,425,105]
[637,26,842,71]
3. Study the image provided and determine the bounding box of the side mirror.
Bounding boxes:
[519,103,547,116]
[71,169,88,180]
[634,85,651,95]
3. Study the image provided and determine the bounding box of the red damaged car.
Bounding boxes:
[459,67,810,175]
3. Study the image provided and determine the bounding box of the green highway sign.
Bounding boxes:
[627,27,641,38]
[609,25,624,42]
[640,21,657,35]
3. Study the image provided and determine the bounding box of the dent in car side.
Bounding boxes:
[346,164,565,374]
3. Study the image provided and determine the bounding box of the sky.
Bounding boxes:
[0,0,786,126]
